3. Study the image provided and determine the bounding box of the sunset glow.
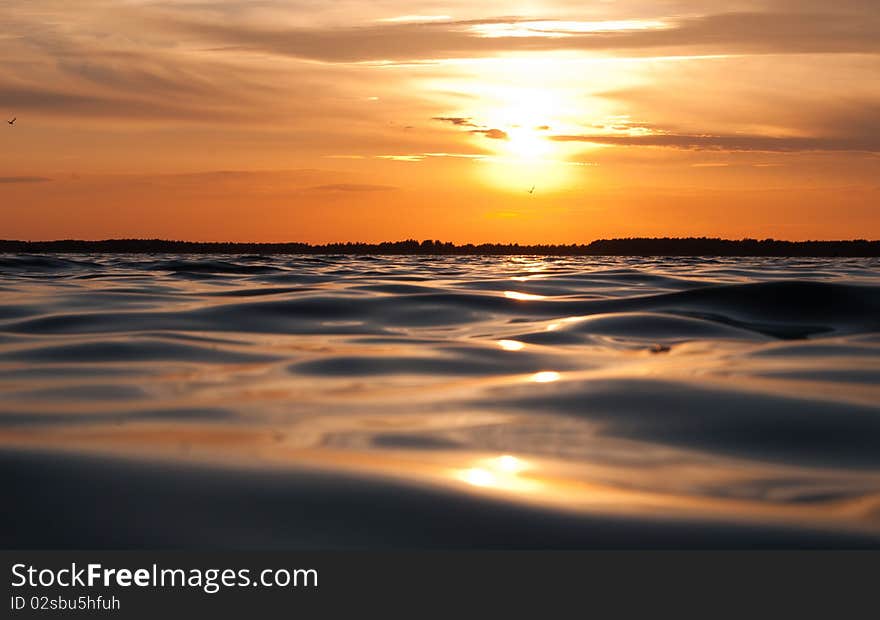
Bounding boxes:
[1,1,878,242]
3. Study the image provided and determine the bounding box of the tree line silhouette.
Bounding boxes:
[0,237,878,256]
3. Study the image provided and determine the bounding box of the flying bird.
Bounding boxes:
[527,185,535,194]
[7,117,15,126]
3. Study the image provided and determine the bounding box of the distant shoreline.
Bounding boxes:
[1,238,879,257]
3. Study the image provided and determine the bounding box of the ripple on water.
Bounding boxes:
[1,254,879,547]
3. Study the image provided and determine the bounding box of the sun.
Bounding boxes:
[474,112,574,194]
[502,126,554,160]
[467,86,581,192]
[488,89,558,161]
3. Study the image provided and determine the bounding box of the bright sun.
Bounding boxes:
[467,85,581,192]
[489,89,558,160]
[502,126,553,159]
[475,117,575,193]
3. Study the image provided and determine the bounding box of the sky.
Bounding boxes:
[1,0,878,242]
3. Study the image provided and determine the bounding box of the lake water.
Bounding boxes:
[1,254,879,548]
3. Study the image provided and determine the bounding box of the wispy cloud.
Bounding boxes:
[376,155,426,162]
[152,9,880,63]
[470,128,509,140]
[468,19,669,38]
[376,152,488,162]
[433,117,478,127]
[552,101,880,153]
[550,132,880,153]
[433,116,508,140]
[309,183,396,192]
[0,176,52,184]
[377,15,452,24]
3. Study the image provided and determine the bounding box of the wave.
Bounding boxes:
[1,254,879,547]
[3,449,877,549]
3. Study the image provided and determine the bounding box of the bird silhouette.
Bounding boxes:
[527,185,535,194]
[7,117,15,126]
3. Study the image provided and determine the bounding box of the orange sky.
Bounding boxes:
[1,0,879,242]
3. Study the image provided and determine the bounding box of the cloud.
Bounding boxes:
[4,2,879,139]
[0,83,250,122]
[433,116,508,140]
[310,183,396,192]
[0,3,402,127]
[0,176,52,184]
[376,155,425,162]
[470,128,509,140]
[375,152,489,162]
[552,101,880,153]
[550,132,880,153]
[3,0,879,183]
[432,117,477,127]
[153,9,880,63]
[378,15,452,24]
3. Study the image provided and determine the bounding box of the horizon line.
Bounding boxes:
[3,236,879,244]
[2,237,879,257]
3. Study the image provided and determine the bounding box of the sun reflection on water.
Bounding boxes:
[457,455,534,491]
[530,371,561,383]
[504,290,546,301]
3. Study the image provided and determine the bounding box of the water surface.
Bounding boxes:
[1,254,879,548]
